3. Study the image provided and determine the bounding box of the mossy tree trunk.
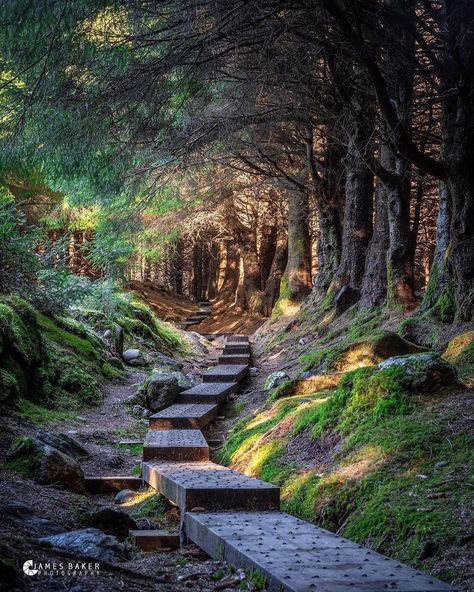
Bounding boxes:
[285,187,312,301]
[263,231,288,316]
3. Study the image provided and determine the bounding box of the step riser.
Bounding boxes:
[202,365,249,383]
[227,336,248,343]
[129,530,179,552]
[85,476,142,494]
[218,356,251,365]
[178,392,227,404]
[223,347,250,355]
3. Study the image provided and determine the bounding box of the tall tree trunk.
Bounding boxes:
[285,187,312,300]
[360,145,390,307]
[192,244,202,300]
[331,116,374,309]
[217,242,240,304]
[263,232,288,316]
[423,0,474,322]
[260,223,277,290]
[207,242,219,300]
[312,139,345,293]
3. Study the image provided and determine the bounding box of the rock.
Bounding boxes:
[299,337,311,346]
[332,331,426,372]
[249,367,259,376]
[7,438,86,494]
[85,508,137,541]
[143,371,180,412]
[170,371,194,392]
[377,353,459,392]
[39,528,127,563]
[2,502,65,536]
[103,329,112,339]
[130,404,147,418]
[155,353,184,370]
[264,371,290,390]
[122,349,146,366]
[36,430,90,459]
[114,489,140,505]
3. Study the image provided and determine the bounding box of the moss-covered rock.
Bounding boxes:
[442,330,474,385]
[5,436,86,494]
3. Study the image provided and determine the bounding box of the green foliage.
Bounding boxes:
[101,361,124,380]
[116,442,143,455]
[16,399,73,425]
[135,494,167,518]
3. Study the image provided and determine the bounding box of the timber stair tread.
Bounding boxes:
[129,530,179,551]
[184,512,452,592]
[218,354,251,365]
[149,403,218,429]
[201,364,249,383]
[178,382,238,403]
[143,429,209,462]
[142,461,280,512]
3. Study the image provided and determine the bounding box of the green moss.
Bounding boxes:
[135,493,167,518]
[15,399,73,425]
[116,442,143,455]
[0,300,40,364]
[267,379,295,402]
[443,331,474,385]
[37,313,99,362]
[101,361,124,380]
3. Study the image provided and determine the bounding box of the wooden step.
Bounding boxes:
[143,461,280,512]
[84,476,142,494]
[201,364,249,383]
[129,530,179,552]
[227,335,248,343]
[149,403,218,429]
[178,382,238,404]
[184,512,452,592]
[187,313,210,322]
[218,354,251,365]
[223,344,250,354]
[143,429,209,462]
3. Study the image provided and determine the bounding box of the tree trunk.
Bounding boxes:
[313,139,345,293]
[360,145,390,307]
[331,121,374,308]
[260,223,277,290]
[423,0,474,322]
[241,240,264,314]
[217,242,240,304]
[285,187,312,300]
[263,232,288,316]
[207,242,219,300]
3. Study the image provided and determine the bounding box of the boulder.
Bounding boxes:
[155,353,184,370]
[36,431,90,460]
[169,371,194,392]
[377,353,459,392]
[122,349,146,366]
[143,372,180,412]
[85,508,137,541]
[332,331,426,372]
[2,502,65,536]
[264,371,290,391]
[7,437,86,494]
[114,489,141,505]
[39,528,127,563]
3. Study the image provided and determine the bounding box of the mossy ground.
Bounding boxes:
[220,335,474,581]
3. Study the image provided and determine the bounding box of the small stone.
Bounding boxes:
[123,349,146,366]
[103,329,112,339]
[249,367,259,376]
[264,371,290,390]
[114,489,140,505]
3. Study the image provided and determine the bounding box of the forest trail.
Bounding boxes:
[129,329,455,592]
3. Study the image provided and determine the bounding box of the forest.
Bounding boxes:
[0,1,473,592]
